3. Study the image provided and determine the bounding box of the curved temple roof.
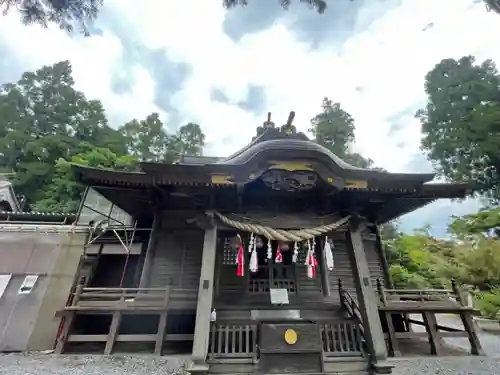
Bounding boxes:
[71,111,471,223]
[139,112,436,185]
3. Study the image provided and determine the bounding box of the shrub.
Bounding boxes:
[475,289,500,320]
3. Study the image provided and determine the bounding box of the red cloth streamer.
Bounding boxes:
[275,244,283,263]
[311,255,318,277]
[306,251,318,278]
[236,235,244,277]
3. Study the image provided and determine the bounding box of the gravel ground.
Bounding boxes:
[0,353,500,375]
[0,354,190,375]
[389,357,500,375]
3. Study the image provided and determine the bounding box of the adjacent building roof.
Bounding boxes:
[0,176,21,212]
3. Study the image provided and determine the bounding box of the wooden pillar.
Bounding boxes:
[374,226,394,289]
[452,280,485,355]
[190,220,218,371]
[138,213,159,288]
[423,312,441,356]
[154,285,172,355]
[346,220,387,363]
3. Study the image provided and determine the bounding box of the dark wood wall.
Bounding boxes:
[142,210,386,315]
[144,213,204,310]
[214,232,384,310]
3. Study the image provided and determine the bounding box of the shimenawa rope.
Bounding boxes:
[213,211,351,242]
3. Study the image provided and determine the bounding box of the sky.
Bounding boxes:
[0,0,498,236]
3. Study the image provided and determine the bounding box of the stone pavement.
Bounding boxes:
[410,314,500,357]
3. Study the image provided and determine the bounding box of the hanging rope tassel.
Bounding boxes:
[266,238,273,262]
[324,236,335,271]
[275,243,283,263]
[312,251,318,277]
[292,241,299,263]
[305,237,318,278]
[311,237,317,277]
[305,239,313,278]
[248,233,254,253]
[249,234,258,273]
[236,234,244,277]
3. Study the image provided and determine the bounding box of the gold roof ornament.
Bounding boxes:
[281,111,297,136]
[263,112,275,129]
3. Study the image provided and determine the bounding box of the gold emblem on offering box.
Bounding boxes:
[284,329,298,345]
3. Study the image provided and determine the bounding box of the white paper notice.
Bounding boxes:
[270,288,289,305]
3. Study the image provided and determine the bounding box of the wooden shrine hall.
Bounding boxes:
[55,112,484,375]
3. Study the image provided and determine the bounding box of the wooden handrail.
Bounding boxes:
[82,287,171,292]
[383,289,453,294]
[375,278,464,307]
[337,279,365,337]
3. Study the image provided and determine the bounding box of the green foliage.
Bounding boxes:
[475,289,500,321]
[0,60,123,205]
[2,0,328,36]
[449,206,500,238]
[385,232,457,289]
[383,222,500,318]
[0,0,102,34]
[454,238,500,291]
[0,60,206,212]
[223,0,327,13]
[389,264,430,289]
[35,143,137,213]
[398,54,500,320]
[417,56,500,202]
[309,97,374,168]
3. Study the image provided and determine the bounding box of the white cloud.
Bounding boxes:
[0,0,499,233]
[0,12,162,126]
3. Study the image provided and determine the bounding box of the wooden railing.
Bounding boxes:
[74,286,171,307]
[338,280,365,332]
[376,279,459,307]
[320,321,363,357]
[66,285,197,310]
[248,279,296,293]
[375,279,484,356]
[208,323,258,362]
[56,284,195,355]
[337,279,366,356]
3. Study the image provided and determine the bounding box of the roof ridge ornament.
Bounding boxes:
[263,112,275,129]
[281,111,297,136]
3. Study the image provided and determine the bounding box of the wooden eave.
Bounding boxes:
[140,159,435,191]
[372,182,471,223]
[72,163,470,199]
[72,164,152,187]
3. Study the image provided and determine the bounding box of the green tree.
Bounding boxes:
[385,230,461,289]
[0,60,123,205]
[223,0,326,13]
[174,122,205,156]
[309,97,374,168]
[454,237,500,291]
[119,113,170,162]
[0,0,102,34]
[2,0,327,35]
[35,142,137,213]
[119,116,206,163]
[449,207,500,238]
[417,56,500,202]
